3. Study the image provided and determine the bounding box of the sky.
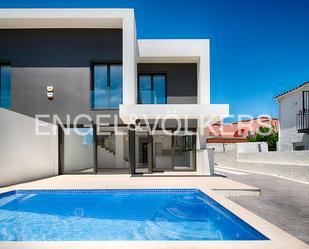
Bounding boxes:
[1,0,309,122]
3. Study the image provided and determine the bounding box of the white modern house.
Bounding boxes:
[0,8,229,185]
[275,81,309,151]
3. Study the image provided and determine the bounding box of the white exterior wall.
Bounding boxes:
[0,108,58,187]
[277,86,309,151]
[236,142,268,153]
[237,151,309,165]
[207,143,236,152]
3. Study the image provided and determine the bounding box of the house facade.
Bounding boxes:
[0,9,228,175]
[275,82,309,151]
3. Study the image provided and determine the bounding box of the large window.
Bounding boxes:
[0,64,11,109]
[138,74,166,104]
[91,64,123,109]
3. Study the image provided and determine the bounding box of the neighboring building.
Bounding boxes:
[0,9,228,175]
[275,82,309,151]
[206,116,278,142]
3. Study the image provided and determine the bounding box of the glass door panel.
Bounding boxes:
[138,75,152,104]
[152,134,173,171]
[62,127,94,174]
[92,65,108,109]
[153,75,166,104]
[135,129,151,173]
[109,65,123,108]
[173,135,196,171]
[138,74,167,104]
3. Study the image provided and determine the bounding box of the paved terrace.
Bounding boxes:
[216,167,309,245]
[0,175,308,249]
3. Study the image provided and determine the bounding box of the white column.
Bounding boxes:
[197,40,210,105]
[122,11,137,105]
[196,41,212,175]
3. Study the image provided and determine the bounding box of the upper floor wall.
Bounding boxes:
[0,9,228,127]
[0,28,199,124]
[0,28,123,123]
[0,29,122,67]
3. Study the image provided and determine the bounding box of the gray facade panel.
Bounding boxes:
[12,68,120,124]
[0,29,122,67]
[137,63,197,98]
[167,96,197,104]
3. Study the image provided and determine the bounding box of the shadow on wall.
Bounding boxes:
[0,108,58,187]
[207,142,268,153]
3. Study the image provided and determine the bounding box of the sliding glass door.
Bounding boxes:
[173,135,196,171]
[91,64,123,109]
[59,125,196,175]
[135,130,196,173]
[152,133,173,171]
[138,74,166,104]
[135,129,152,173]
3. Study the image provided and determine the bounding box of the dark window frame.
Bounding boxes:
[302,91,309,113]
[138,73,167,104]
[138,127,197,173]
[90,61,122,110]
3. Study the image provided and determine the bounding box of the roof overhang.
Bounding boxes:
[137,39,208,63]
[274,82,309,100]
[0,8,134,29]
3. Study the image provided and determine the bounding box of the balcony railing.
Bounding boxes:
[296,113,309,133]
[138,90,166,104]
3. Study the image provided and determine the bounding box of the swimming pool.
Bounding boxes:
[0,189,268,241]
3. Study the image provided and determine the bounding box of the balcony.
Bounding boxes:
[119,104,229,125]
[297,113,309,133]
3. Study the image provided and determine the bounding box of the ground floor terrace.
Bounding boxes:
[59,125,201,175]
[0,175,307,249]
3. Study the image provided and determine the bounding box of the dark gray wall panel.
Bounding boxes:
[0,29,122,67]
[137,63,197,97]
[12,68,120,124]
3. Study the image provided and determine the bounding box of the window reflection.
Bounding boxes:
[153,75,166,104]
[139,75,152,104]
[110,65,123,109]
[0,65,11,109]
[138,74,166,104]
[91,64,123,109]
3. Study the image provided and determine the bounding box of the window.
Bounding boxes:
[91,64,123,109]
[303,91,309,113]
[0,64,11,109]
[293,143,305,151]
[138,74,166,104]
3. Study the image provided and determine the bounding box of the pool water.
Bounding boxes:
[0,189,268,241]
